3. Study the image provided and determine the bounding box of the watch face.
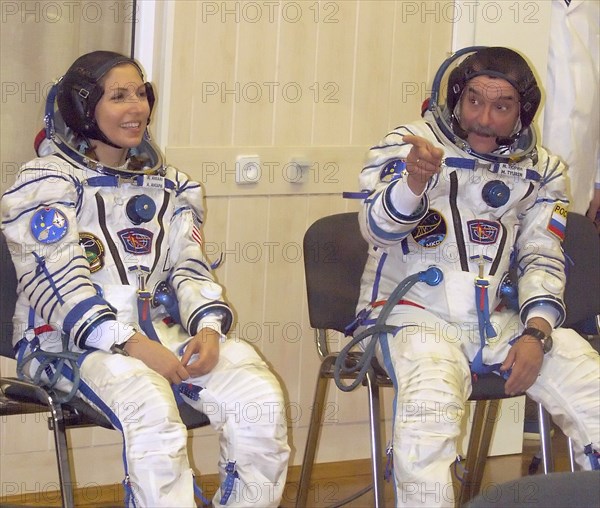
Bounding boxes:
[543,336,553,354]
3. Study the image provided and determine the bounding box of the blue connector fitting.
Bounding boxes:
[420,266,443,286]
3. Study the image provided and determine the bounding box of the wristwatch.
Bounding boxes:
[110,341,130,356]
[521,327,553,354]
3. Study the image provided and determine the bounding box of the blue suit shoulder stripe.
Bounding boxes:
[172,206,190,219]
[177,258,211,272]
[363,155,409,173]
[2,201,77,225]
[366,203,409,243]
[390,125,416,135]
[34,274,92,317]
[172,265,210,276]
[44,282,97,323]
[24,258,91,302]
[60,281,101,302]
[173,276,198,292]
[180,181,201,191]
[46,256,91,283]
[368,142,409,153]
[4,172,74,194]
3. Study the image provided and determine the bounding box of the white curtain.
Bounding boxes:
[0,0,131,194]
[542,0,600,215]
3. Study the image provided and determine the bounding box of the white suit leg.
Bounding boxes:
[181,339,290,508]
[510,329,599,470]
[376,308,471,508]
[76,352,195,507]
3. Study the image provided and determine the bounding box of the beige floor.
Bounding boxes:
[0,428,574,508]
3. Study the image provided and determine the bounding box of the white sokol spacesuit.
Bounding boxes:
[352,47,600,507]
[0,52,289,507]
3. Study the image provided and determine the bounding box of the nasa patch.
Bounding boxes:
[79,232,105,272]
[412,209,447,247]
[467,220,500,245]
[117,228,154,255]
[30,207,68,244]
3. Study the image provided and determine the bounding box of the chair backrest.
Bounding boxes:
[563,212,600,328]
[303,212,368,333]
[0,231,18,359]
[302,211,599,334]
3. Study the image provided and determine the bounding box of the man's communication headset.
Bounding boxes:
[427,46,541,164]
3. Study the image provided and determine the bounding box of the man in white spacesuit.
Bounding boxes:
[0,51,289,507]
[353,47,599,507]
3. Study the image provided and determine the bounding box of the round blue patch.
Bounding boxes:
[30,207,69,244]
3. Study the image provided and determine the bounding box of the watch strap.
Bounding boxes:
[521,327,553,353]
[521,327,547,341]
[110,341,130,356]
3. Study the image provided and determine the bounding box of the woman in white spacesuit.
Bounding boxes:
[0,51,289,507]
[350,46,599,507]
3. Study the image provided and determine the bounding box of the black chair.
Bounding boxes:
[296,212,600,507]
[0,231,210,507]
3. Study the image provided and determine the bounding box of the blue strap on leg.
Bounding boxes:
[193,474,211,506]
[15,309,82,403]
[471,277,505,377]
[384,442,394,482]
[122,475,137,507]
[453,455,468,484]
[178,383,203,401]
[220,461,239,505]
[584,444,600,470]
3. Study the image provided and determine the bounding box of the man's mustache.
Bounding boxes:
[466,124,498,137]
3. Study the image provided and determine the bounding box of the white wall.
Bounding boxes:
[452,0,553,123]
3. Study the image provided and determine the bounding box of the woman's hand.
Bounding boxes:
[180,327,221,377]
[123,332,190,384]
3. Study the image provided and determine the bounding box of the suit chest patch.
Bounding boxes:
[79,232,105,272]
[467,220,500,245]
[117,228,154,255]
[412,209,447,248]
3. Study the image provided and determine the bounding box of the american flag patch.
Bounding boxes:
[547,204,568,240]
[192,213,203,245]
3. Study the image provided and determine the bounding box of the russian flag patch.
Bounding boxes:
[547,204,568,241]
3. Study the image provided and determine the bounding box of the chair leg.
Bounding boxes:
[365,371,385,508]
[47,395,76,508]
[537,403,554,473]
[568,437,576,472]
[295,359,333,508]
[457,399,500,506]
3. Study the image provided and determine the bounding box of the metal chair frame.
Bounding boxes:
[296,211,599,507]
[0,232,210,508]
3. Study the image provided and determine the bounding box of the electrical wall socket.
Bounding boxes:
[235,155,261,184]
